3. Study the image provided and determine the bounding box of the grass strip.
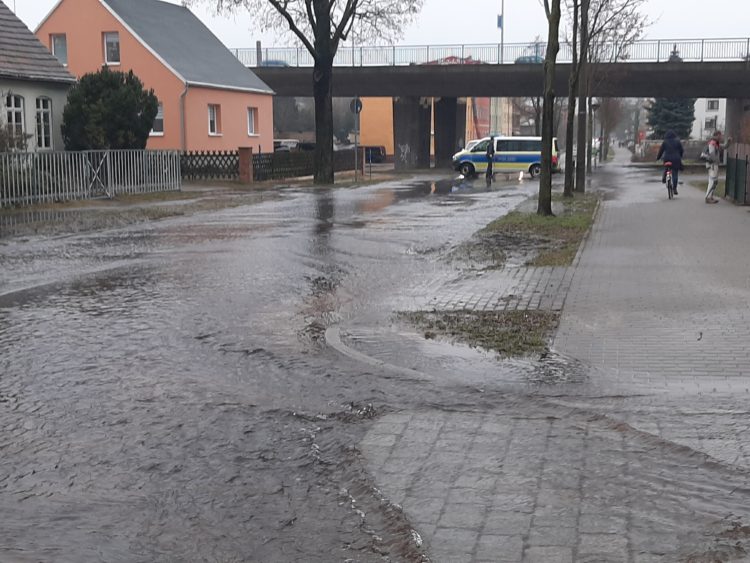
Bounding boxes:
[397,310,560,359]
[480,192,598,267]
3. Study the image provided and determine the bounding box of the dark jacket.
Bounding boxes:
[657,131,684,167]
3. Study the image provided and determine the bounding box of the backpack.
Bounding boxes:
[699,143,712,162]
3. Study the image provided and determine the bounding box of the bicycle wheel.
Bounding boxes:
[667,177,674,200]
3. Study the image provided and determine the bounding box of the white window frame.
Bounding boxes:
[150,102,164,136]
[706,99,720,112]
[35,97,53,150]
[103,32,121,65]
[247,107,259,136]
[51,34,68,66]
[208,104,221,136]
[705,117,717,131]
[6,94,25,138]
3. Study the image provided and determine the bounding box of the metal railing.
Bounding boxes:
[0,149,181,208]
[235,38,750,67]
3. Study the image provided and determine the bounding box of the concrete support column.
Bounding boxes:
[239,146,254,184]
[393,96,431,170]
[725,98,750,144]
[435,97,463,168]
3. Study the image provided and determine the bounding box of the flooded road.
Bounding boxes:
[0,175,534,562]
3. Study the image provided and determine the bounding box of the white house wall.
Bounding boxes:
[1,78,70,151]
[692,98,726,141]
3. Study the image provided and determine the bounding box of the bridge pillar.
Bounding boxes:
[393,97,431,170]
[726,98,750,143]
[434,97,467,168]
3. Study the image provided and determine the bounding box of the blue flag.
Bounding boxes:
[497,15,503,29]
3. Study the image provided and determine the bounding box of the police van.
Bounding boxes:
[452,136,559,178]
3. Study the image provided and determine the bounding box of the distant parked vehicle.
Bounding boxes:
[274,139,300,152]
[363,146,387,163]
[260,59,289,67]
[514,55,545,64]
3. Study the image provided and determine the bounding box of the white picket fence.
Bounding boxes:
[0,149,181,208]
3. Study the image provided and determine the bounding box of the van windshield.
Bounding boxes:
[472,140,490,152]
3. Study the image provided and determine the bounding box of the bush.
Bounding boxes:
[62,67,158,150]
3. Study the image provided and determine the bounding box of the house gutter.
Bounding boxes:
[180,82,189,151]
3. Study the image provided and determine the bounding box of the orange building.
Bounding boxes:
[36,0,274,152]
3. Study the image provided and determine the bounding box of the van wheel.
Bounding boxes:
[460,163,475,177]
[529,164,541,178]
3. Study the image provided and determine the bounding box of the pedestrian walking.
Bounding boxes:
[486,136,495,184]
[703,130,732,204]
[657,130,684,195]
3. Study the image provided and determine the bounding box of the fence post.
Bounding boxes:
[239,146,254,184]
[656,40,661,62]
[701,39,705,62]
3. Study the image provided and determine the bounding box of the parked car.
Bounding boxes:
[274,138,300,152]
[514,55,544,64]
[260,59,289,67]
[363,146,387,163]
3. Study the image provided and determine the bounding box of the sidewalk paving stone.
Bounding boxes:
[356,153,750,561]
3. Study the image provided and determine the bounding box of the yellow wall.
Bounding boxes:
[359,97,394,156]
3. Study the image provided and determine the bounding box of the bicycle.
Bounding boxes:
[664,161,675,200]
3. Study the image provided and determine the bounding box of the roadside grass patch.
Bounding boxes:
[397,309,560,359]
[478,192,598,267]
[690,179,725,198]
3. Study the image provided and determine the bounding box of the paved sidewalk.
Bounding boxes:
[358,152,750,562]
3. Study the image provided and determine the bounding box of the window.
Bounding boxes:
[208,104,221,135]
[51,34,68,66]
[705,117,718,131]
[707,99,720,112]
[35,97,52,150]
[103,32,120,64]
[6,94,25,137]
[247,107,258,135]
[151,103,164,136]
[471,140,489,152]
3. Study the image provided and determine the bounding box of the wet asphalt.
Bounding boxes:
[0,174,537,562]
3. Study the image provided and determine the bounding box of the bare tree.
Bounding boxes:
[195,0,424,184]
[562,0,579,197]
[573,0,648,191]
[538,0,562,217]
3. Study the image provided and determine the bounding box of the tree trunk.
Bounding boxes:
[575,0,589,193]
[587,95,594,173]
[563,0,579,197]
[538,0,561,217]
[313,58,334,184]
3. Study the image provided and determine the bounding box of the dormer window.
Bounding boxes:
[51,34,68,66]
[104,32,120,65]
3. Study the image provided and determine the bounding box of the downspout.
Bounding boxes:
[180,82,189,151]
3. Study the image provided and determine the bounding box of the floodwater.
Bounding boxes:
[0,175,538,562]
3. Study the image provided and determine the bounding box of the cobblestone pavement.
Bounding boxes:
[425,265,574,313]
[356,153,750,562]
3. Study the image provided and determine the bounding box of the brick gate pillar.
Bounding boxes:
[239,147,254,184]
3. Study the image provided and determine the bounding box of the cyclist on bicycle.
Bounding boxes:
[657,130,684,195]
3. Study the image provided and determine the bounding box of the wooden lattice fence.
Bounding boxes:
[180,149,362,183]
[180,151,239,181]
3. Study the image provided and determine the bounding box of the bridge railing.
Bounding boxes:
[235,38,750,67]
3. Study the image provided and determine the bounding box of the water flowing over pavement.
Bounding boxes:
[4,157,750,562]
[0,175,535,562]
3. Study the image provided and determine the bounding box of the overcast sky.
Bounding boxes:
[13,0,748,50]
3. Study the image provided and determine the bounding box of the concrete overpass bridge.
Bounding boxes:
[234,39,750,168]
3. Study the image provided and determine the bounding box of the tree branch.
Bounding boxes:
[267,0,317,59]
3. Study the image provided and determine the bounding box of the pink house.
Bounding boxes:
[36,0,274,152]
